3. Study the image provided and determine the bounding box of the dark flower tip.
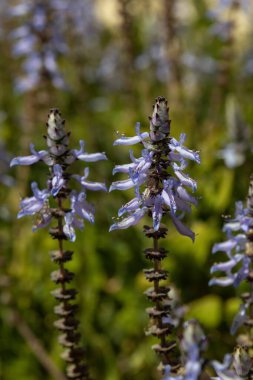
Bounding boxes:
[150,97,171,141]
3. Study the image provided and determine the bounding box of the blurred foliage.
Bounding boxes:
[0,0,253,379]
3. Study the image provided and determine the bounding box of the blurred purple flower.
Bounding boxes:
[231,303,248,335]
[211,346,253,380]
[163,320,207,380]
[10,0,67,93]
[209,201,251,289]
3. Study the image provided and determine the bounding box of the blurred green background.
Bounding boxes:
[1,0,253,379]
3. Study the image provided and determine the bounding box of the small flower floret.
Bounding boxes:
[18,181,50,219]
[110,122,199,240]
[10,143,48,167]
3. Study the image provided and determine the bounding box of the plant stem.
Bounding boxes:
[50,197,92,380]
[143,225,180,375]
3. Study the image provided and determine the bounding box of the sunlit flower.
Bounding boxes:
[209,201,252,289]
[110,97,199,240]
[18,181,50,219]
[11,109,107,241]
[210,177,253,335]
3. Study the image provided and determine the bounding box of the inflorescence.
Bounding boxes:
[109,96,200,240]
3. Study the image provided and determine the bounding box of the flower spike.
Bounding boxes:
[110,97,200,376]
[11,109,107,379]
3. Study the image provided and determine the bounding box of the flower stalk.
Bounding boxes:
[110,96,199,376]
[144,225,180,373]
[11,109,107,379]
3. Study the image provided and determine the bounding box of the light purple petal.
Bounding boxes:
[109,207,147,231]
[174,170,197,192]
[162,188,177,213]
[152,195,163,231]
[109,178,134,191]
[129,149,142,163]
[18,182,49,218]
[18,197,43,218]
[51,164,65,196]
[72,168,107,191]
[63,213,76,242]
[31,182,49,200]
[174,195,192,214]
[211,354,233,373]
[113,133,149,146]
[171,214,195,241]
[10,144,48,167]
[80,180,107,191]
[72,140,107,161]
[79,208,94,224]
[73,140,85,156]
[240,216,253,233]
[32,213,52,232]
[231,304,248,335]
[169,134,200,164]
[70,191,95,223]
[212,240,237,255]
[234,256,251,288]
[185,361,201,380]
[9,4,30,17]
[77,152,107,162]
[12,35,36,56]
[10,154,40,167]
[112,163,136,175]
[118,197,142,217]
[113,123,149,146]
[176,185,198,206]
[210,255,242,274]
[223,221,242,233]
[209,277,234,287]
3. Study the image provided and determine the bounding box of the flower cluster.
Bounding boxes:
[10,109,107,241]
[110,96,200,240]
[209,201,251,289]
[210,177,253,335]
[211,346,253,380]
[9,0,67,92]
[163,320,207,380]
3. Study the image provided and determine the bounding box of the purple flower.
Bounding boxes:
[72,140,107,162]
[18,182,50,219]
[11,109,107,241]
[10,143,48,167]
[110,98,199,239]
[10,1,67,93]
[113,122,149,146]
[72,167,107,191]
[70,191,95,225]
[109,207,147,232]
[51,164,65,196]
[210,201,252,289]
[63,213,77,242]
[211,347,253,380]
[231,303,248,335]
[169,133,200,164]
[164,320,207,380]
